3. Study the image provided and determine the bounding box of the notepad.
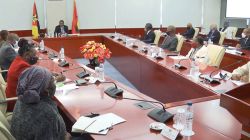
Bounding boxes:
[72,113,126,135]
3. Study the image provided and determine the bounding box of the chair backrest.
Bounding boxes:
[0,111,10,131]
[193,28,199,39]
[0,74,7,116]
[154,30,162,45]
[207,44,225,67]
[227,27,238,38]
[219,32,226,46]
[0,122,14,140]
[176,34,184,52]
[0,68,6,86]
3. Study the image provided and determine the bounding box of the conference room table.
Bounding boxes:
[42,34,241,105]
[35,42,242,140]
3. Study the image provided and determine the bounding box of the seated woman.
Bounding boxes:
[11,66,67,140]
[6,39,37,111]
[231,62,250,83]
[186,37,209,64]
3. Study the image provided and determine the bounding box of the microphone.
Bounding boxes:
[102,83,173,122]
[61,66,90,79]
[95,81,124,97]
[174,49,195,69]
[203,60,243,84]
[174,58,188,69]
[58,60,70,67]
[48,52,58,59]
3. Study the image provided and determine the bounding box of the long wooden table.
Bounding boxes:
[43,34,240,104]
[35,44,242,140]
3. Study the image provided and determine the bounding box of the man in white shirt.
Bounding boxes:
[231,62,250,82]
[186,37,209,64]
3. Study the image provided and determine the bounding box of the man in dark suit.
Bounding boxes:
[54,20,69,37]
[183,23,195,39]
[219,21,229,32]
[160,25,178,51]
[205,24,221,45]
[0,33,18,80]
[236,28,250,50]
[142,23,155,44]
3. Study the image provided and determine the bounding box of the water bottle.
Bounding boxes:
[99,63,105,81]
[40,40,45,50]
[181,102,195,136]
[60,48,65,61]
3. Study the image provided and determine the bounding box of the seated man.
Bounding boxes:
[54,20,69,37]
[205,24,221,45]
[231,62,250,83]
[0,33,18,80]
[186,37,209,64]
[0,30,9,47]
[236,27,250,50]
[183,23,195,39]
[219,21,229,32]
[160,25,178,51]
[142,23,155,44]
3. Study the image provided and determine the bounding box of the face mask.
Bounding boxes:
[28,56,38,65]
[242,33,246,38]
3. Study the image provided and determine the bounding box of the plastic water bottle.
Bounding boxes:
[189,59,199,82]
[59,48,65,61]
[99,63,105,81]
[181,102,195,136]
[40,40,45,50]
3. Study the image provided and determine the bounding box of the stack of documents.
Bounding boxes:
[72,113,126,135]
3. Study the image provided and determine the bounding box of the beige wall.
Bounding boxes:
[0,0,221,32]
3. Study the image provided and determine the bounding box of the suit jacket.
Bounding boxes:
[219,27,228,32]
[54,25,69,35]
[0,42,17,80]
[183,28,195,39]
[239,37,250,50]
[160,35,178,51]
[206,30,221,44]
[143,30,156,44]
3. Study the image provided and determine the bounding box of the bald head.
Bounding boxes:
[0,30,9,41]
[167,25,176,35]
[7,33,19,45]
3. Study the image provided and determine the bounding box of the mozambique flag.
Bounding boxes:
[32,1,40,39]
[72,0,80,34]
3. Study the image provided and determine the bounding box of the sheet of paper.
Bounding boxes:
[231,80,246,86]
[169,56,188,60]
[225,49,237,55]
[212,72,232,80]
[72,116,96,133]
[56,83,79,95]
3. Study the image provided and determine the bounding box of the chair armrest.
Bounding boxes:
[0,70,8,73]
[0,97,18,104]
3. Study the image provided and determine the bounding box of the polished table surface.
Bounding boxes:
[36,46,242,140]
[43,34,240,104]
[33,34,243,139]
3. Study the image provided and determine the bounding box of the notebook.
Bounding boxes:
[72,113,126,135]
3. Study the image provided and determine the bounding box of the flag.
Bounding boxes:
[32,1,40,39]
[72,0,80,34]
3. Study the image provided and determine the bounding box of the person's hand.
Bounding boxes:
[240,75,248,83]
[55,74,66,82]
[236,44,241,48]
[231,74,241,81]
[65,132,71,140]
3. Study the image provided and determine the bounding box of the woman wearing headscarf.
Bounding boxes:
[10,66,67,140]
[6,39,38,111]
